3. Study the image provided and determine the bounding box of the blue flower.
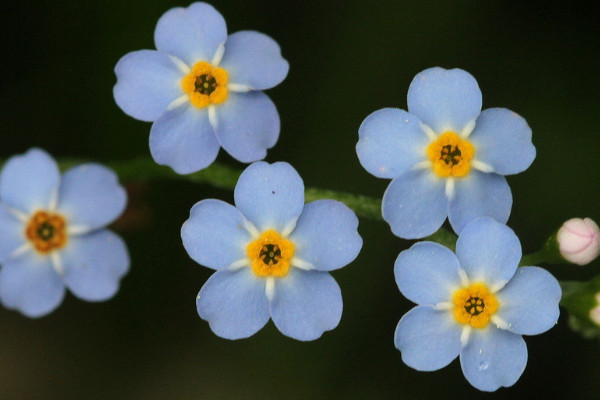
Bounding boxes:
[356,67,536,239]
[181,161,362,340]
[0,149,129,317]
[114,2,289,174]
[394,217,561,391]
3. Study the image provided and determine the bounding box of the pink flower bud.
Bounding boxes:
[557,218,600,266]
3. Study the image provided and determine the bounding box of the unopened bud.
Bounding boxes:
[557,218,600,266]
[589,293,600,326]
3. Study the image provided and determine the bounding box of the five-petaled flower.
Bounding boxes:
[181,161,362,340]
[394,217,561,391]
[0,148,129,317]
[356,67,536,239]
[113,2,289,174]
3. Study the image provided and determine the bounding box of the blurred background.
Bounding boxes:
[2,0,600,398]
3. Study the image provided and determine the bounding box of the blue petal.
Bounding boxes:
[0,148,59,214]
[460,327,527,392]
[270,269,342,341]
[407,67,482,134]
[470,108,536,175]
[495,267,561,335]
[448,170,512,234]
[181,199,252,270]
[154,2,227,66]
[0,251,65,318]
[149,103,221,174]
[234,162,304,233]
[197,267,269,340]
[0,204,25,263]
[382,169,447,239]
[288,200,362,271]
[57,164,127,231]
[356,108,429,179]
[394,242,463,305]
[220,31,289,90]
[113,50,184,122]
[214,91,279,163]
[61,230,129,302]
[395,305,462,371]
[455,217,521,290]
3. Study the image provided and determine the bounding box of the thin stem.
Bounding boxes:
[58,157,384,221]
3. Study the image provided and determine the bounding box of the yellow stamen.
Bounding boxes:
[246,230,295,277]
[426,131,475,177]
[181,61,228,108]
[453,283,499,329]
[25,211,68,254]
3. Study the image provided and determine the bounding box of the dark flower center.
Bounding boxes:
[259,244,282,265]
[464,296,485,316]
[440,144,463,166]
[194,74,218,95]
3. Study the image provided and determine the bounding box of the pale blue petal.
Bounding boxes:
[394,242,462,305]
[181,199,252,270]
[60,230,129,301]
[288,200,362,271]
[234,162,304,232]
[214,91,279,163]
[496,267,561,335]
[407,67,482,134]
[395,306,462,371]
[197,268,269,340]
[113,50,183,122]
[154,2,227,66]
[220,31,289,90]
[0,204,25,263]
[0,148,59,214]
[470,108,536,175]
[382,169,447,239]
[448,170,512,234]
[270,269,342,341]
[0,251,65,318]
[356,108,429,179]
[149,103,220,174]
[455,217,521,290]
[57,164,127,231]
[460,327,527,392]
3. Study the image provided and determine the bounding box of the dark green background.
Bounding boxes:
[2,0,600,399]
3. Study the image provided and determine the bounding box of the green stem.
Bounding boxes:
[58,157,385,221]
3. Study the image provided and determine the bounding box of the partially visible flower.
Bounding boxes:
[0,148,129,317]
[589,293,600,326]
[181,162,362,340]
[557,217,600,266]
[394,217,560,391]
[114,2,289,174]
[356,67,535,239]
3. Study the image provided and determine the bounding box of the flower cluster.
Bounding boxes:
[4,1,594,395]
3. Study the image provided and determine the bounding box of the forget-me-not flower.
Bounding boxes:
[356,67,536,238]
[114,2,289,174]
[181,161,362,340]
[0,148,129,317]
[394,217,561,391]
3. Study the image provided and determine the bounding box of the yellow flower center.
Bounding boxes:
[453,283,499,329]
[181,61,228,108]
[25,211,68,254]
[246,230,295,277]
[426,131,475,178]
